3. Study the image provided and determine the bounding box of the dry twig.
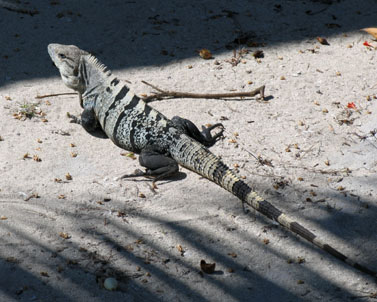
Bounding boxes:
[35,92,77,99]
[141,81,265,102]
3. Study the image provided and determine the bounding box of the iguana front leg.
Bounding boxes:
[67,102,100,132]
[171,116,224,147]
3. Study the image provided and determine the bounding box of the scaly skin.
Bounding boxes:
[48,43,376,279]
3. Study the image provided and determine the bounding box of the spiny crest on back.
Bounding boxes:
[85,54,112,77]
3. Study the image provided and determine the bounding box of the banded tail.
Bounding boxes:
[171,137,377,278]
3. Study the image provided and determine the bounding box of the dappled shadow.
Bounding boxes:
[0,173,376,301]
[1,0,377,87]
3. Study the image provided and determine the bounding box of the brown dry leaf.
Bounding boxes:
[199,49,212,59]
[362,28,377,39]
[252,50,264,58]
[6,257,20,263]
[297,256,306,264]
[40,271,49,277]
[59,232,70,239]
[65,173,72,180]
[227,252,237,258]
[138,193,146,198]
[263,238,270,245]
[1,216,8,220]
[58,194,66,199]
[33,155,42,162]
[317,37,329,45]
[200,260,216,274]
[176,244,185,256]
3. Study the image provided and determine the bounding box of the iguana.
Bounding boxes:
[48,43,376,279]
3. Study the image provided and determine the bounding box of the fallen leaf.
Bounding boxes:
[362,28,377,39]
[317,37,329,45]
[0,216,7,220]
[363,41,372,47]
[40,271,49,277]
[6,257,20,263]
[347,102,356,109]
[227,252,237,258]
[65,173,72,180]
[252,50,264,58]
[176,244,185,256]
[199,49,212,59]
[33,155,41,162]
[297,256,306,264]
[121,152,136,159]
[200,260,216,274]
[59,232,70,239]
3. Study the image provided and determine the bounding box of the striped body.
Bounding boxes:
[48,43,376,279]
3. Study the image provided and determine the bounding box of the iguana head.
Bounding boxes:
[48,43,89,94]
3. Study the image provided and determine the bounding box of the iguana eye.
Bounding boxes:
[58,53,66,59]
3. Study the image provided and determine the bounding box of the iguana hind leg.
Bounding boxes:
[171,116,224,147]
[120,145,179,188]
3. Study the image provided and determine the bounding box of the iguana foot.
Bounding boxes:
[171,116,224,147]
[120,146,179,186]
[67,112,81,124]
[200,123,224,147]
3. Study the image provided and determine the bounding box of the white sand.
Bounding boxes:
[0,1,376,301]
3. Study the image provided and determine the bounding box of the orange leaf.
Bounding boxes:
[362,28,377,39]
[347,102,356,109]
